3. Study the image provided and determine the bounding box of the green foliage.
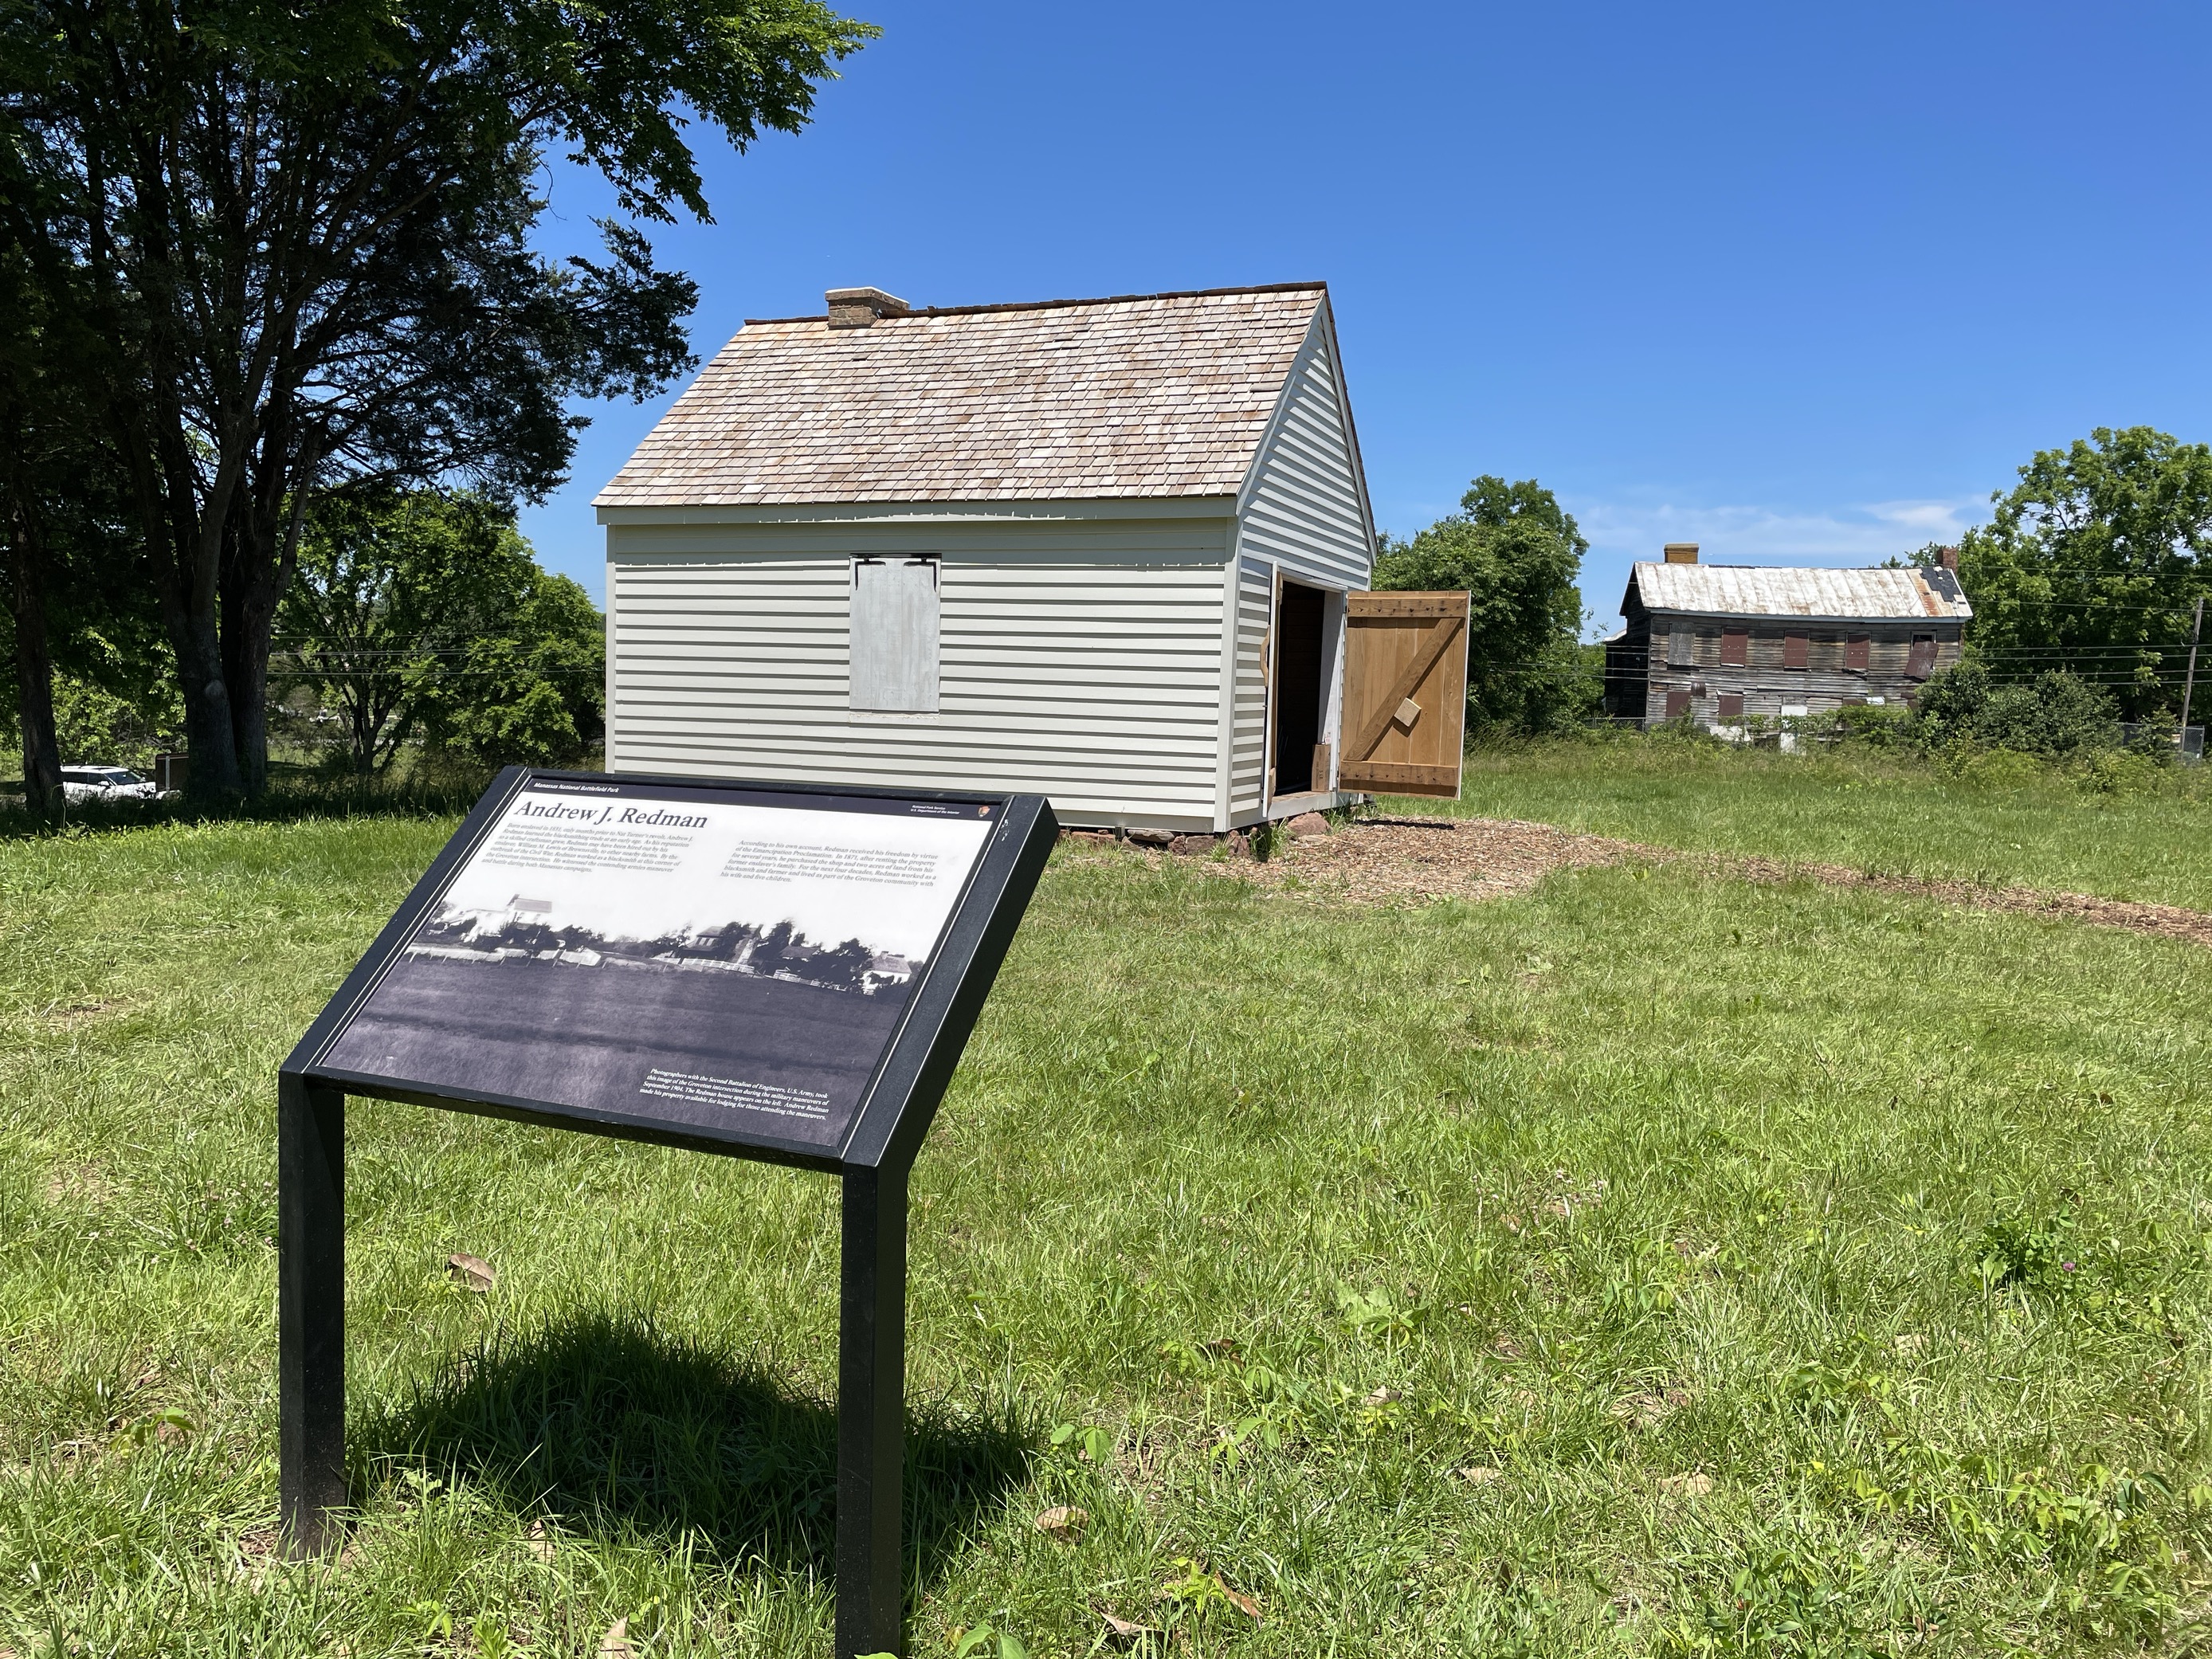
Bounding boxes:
[1375,476,1594,737]
[0,0,876,794]
[1959,426,2212,718]
[1910,661,2120,756]
[281,491,602,773]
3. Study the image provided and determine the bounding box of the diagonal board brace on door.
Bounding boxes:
[1339,590,1471,798]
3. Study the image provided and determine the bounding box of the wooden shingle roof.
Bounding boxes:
[594,283,1328,508]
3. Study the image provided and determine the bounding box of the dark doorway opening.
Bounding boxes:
[1271,581,1327,797]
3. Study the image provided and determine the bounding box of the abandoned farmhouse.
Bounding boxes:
[596,282,1469,833]
[1602,544,1972,728]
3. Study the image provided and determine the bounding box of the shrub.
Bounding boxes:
[1830,703,1911,748]
[1912,663,2119,757]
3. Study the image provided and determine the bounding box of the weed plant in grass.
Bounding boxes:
[3,818,2212,1653]
[1438,735,2212,910]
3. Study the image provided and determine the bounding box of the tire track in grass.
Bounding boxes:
[1107,816,2212,948]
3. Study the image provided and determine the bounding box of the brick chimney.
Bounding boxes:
[1663,543,1699,565]
[1934,545,1959,571]
[826,286,909,329]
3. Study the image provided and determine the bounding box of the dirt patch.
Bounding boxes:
[45,1163,117,1206]
[1242,816,1637,904]
[36,996,127,1030]
[1218,815,2212,948]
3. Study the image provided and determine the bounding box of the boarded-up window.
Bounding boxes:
[1845,635,1870,670]
[1717,692,1745,719]
[1665,689,1692,719]
[849,558,939,712]
[1720,629,1749,666]
[1783,633,1809,669]
[1665,626,1691,668]
[1905,633,1936,680]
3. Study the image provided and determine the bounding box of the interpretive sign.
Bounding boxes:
[278,767,1057,1657]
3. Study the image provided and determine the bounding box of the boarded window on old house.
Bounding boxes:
[1665,688,1692,719]
[1717,692,1745,719]
[1720,629,1749,666]
[1783,633,1809,670]
[1906,633,1936,679]
[849,557,941,712]
[1665,626,1692,668]
[1845,635,1870,670]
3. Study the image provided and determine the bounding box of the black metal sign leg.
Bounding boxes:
[837,1161,910,1657]
[279,1077,347,1556]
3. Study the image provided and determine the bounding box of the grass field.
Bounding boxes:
[1445,739,2212,911]
[5,780,2212,1655]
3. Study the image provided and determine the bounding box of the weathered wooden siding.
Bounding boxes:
[606,513,1233,829]
[1235,304,1374,594]
[1630,615,1965,723]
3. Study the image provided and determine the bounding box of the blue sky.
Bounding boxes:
[520,0,2212,634]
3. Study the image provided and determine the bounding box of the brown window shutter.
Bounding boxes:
[1717,692,1744,718]
[1906,634,1936,679]
[1665,689,1692,719]
[1845,635,1870,670]
[1783,633,1808,669]
[1720,629,1749,666]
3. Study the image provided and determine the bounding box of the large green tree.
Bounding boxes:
[1374,475,1594,737]
[1958,426,2212,720]
[0,0,874,798]
[278,489,599,774]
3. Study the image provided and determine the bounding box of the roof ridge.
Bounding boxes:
[740,280,1327,327]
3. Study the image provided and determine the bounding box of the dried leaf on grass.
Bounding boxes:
[1033,1504,1088,1542]
[1457,1465,1502,1485]
[526,1520,555,1563]
[1659,1471,1714,1497]
[1100,1610,1157,1645]
[446,1253,496,1292]
[598,1617,636,1657]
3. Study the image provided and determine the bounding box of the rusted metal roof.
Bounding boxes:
[595,283,1328,508]
[1625,562,1972,622]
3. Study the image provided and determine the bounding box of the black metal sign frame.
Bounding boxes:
[277,766,1057,1658]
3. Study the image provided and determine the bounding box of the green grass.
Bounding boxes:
[6,805,2212,1654]
[1425,738,2212,910]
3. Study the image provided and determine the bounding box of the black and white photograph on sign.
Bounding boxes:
[318,782,998,1146]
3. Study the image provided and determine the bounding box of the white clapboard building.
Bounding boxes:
[594,282,1466,832]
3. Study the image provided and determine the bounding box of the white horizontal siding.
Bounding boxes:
[1235,305,1374,593]
[607,531,1231,828]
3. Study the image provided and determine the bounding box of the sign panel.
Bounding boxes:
[299,772,1037,1161]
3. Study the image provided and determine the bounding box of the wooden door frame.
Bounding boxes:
[1264,569,1351,816]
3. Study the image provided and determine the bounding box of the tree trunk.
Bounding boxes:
[6,495,64,818]
[219,436,316,794]
[221,543,277,796]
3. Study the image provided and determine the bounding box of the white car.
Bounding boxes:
[60,766,159,803]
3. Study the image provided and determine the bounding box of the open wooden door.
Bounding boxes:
[1337,591,1469,798]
